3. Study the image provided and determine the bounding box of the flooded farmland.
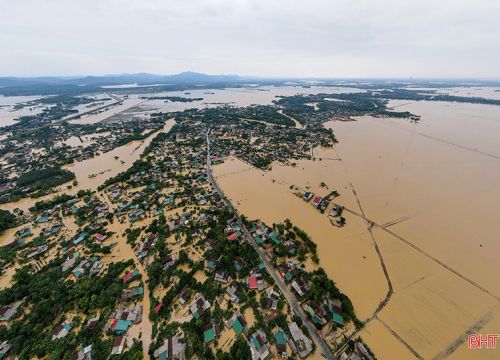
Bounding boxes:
[213,99,500,359]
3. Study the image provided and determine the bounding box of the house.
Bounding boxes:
[225,283,240,303]
[0,341,11,358]
[312,197,322,208]
[206,258,219,271]
[43,223,62,237]
[110,319,132,335]
[89,257,103,275]
[204,237,216,250]
[303,301,328,327]
[70,345,92,360]
[248,275,258,290]
[128,209,145,222]
[111,335,126,355]
[327,298,343,314]
[330,204,344,217]
[269,232,280,245]
[227,231,241,241]
[94,233,107,242]
[109,304,143,334]
[154,303,163,315]
[340,352,363,360]
[226,311,248,336]
[52,320,73,340]
[72,232,88,245]
[62,252,79,272]
[248,270,269,292]
[26,245,49,260]
[319,198,330,211]
[154,335,186,360]
[16,228,32,239]
[73,257,100,278]
[288,322,313,358]
[189,294,210,320]
[164,253,179,269]
[123,268,140,283]
[178,287,190,305]
[86,314,100,330]
[203,322,220,343]
[36,215,52,223]
[121,286,144,301]
[264,288,281,311]
[136,233,158,261]
[356,342,375,360]
[215,271,231,284]
[249,329,270,360]
[280,260,303,282]
[275,331,287,357]
[0,300,23,321]
[303,192,313,201]
[291,278,310,297]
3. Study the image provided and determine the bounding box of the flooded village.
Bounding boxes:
[0,81,499,360]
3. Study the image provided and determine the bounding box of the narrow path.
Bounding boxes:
[432,304,499,360]
[341,206,500,302]
[334,182,394,354]
[376,317,424,360]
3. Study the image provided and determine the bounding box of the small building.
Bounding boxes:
[249,330,270,360]
[0,341,11,358]
[0,300,23,321]
[123,268,140,283]
[94,233,107,242]
[288,322,312,358]
[226,311,248,336]
[154,335,186,360]
[303,192,313,202]
[121,286,144,301]
[203,323,220,343]
[110,319,132,335]
[312,197,322,208]
[275,331,287,357]
[189,294,210,320]
[52,320,73,340]
[111,335,126,355]
[215,271,231,284]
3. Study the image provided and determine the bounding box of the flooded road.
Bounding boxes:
[214,100,500,360]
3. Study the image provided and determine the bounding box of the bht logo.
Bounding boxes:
[468,334,499,349]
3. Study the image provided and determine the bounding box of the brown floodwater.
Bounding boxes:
[214,100,500,360]
[0,119,176,216]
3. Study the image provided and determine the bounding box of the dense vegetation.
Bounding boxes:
[0,260,132,359]
[0,209,17,233]
[17,166,75,191]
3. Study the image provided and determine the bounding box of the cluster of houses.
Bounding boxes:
[208,116,333,170]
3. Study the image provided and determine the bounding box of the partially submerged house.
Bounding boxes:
[52,320,73,340]
[288,322,313,358]
[154,335,186,360]
[249,329,270,360]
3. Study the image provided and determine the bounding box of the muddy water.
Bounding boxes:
[0,119,176,215]
[214,100,500,360]
[0,95,46,127]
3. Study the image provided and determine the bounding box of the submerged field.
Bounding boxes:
[214,100,500,359]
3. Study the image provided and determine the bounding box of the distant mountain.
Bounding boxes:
[0,72,244,88]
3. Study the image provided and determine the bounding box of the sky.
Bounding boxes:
[1,0,499,78]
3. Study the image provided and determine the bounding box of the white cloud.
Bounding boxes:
[0,0,499,77]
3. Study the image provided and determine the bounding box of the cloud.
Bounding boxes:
[0,0,498,77]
